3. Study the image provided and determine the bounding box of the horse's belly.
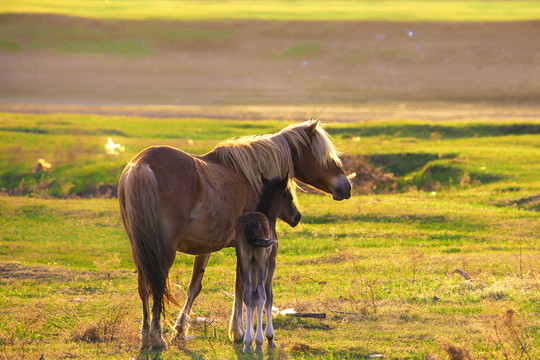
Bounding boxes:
[175,207,237,255]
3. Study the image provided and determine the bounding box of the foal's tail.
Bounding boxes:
[244,220,274,248]
[118,162,177,315]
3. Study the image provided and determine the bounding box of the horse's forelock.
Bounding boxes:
[280,120,342,169]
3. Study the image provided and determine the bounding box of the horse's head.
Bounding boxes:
[279,184,302,228]
[261,175,302,227]
[288,120,352,201]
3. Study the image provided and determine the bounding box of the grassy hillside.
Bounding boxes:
[0,111,539,359]
[2,1,540,21]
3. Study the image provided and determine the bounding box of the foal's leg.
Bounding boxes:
[172,253,211,342]
[254,261,268,354]
[229,260,245,343]
[264,244,278,348]
[242,263,255,353]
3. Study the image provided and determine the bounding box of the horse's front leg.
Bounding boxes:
[264,244,278,348]
[229,260,245,343]
[171,253,211,342]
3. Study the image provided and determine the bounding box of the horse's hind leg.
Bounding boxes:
[172,253,211,342]
[137,271,152,350]
[148,294,167,351]
[229,261,245,343]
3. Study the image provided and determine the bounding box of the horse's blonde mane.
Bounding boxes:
[209,120,342,194]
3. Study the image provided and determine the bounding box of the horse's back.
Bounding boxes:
[132,146,197,178]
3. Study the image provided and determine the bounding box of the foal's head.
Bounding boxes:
[257,175,301,227]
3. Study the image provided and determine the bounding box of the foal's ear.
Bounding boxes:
[261,174,269,186]
[278,173,289,190]
[305,118,320,139]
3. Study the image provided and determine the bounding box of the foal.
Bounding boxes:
[235,175,301,353]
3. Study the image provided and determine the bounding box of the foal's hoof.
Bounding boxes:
[243,343,253,353]
[267,337,276,348]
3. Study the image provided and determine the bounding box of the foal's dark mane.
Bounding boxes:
[254,177,286,224]
[242,176,288,249]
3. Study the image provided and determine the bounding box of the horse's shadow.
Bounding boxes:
[136,348,205,360]
[135,350,164,360]
[233,342,283,360]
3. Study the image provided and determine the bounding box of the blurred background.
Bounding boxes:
[1,1,539,116]
[1,4,539,359]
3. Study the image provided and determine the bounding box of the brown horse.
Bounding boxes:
[235,175,301,353]
[118,119,351,350]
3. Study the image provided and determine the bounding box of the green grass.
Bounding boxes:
[2,112,538,206]
[1,1,540,21]
[0,110,539,359]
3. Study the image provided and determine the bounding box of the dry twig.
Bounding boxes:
[454,268,472,281]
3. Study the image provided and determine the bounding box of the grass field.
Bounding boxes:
[1,1,539,358]
[1,111,539,359]
[2,1,540,21]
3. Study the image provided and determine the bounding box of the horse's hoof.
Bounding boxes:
[229,329,245,343]
[170,324,189,343]
[267,337,276,348]
[152,339,168,351]
[255,343,264,354]
[228,322,245,343]
[140,343,167,352]
[141,329,167,351]
[170,333,187,344]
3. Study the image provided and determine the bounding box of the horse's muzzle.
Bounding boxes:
[332,175,352,201]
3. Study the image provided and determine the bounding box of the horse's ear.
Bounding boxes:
[261,174,269,185]
[305,118,320,139]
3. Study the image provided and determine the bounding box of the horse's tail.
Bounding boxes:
[118,162,177,316]
[243,220,274,248]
